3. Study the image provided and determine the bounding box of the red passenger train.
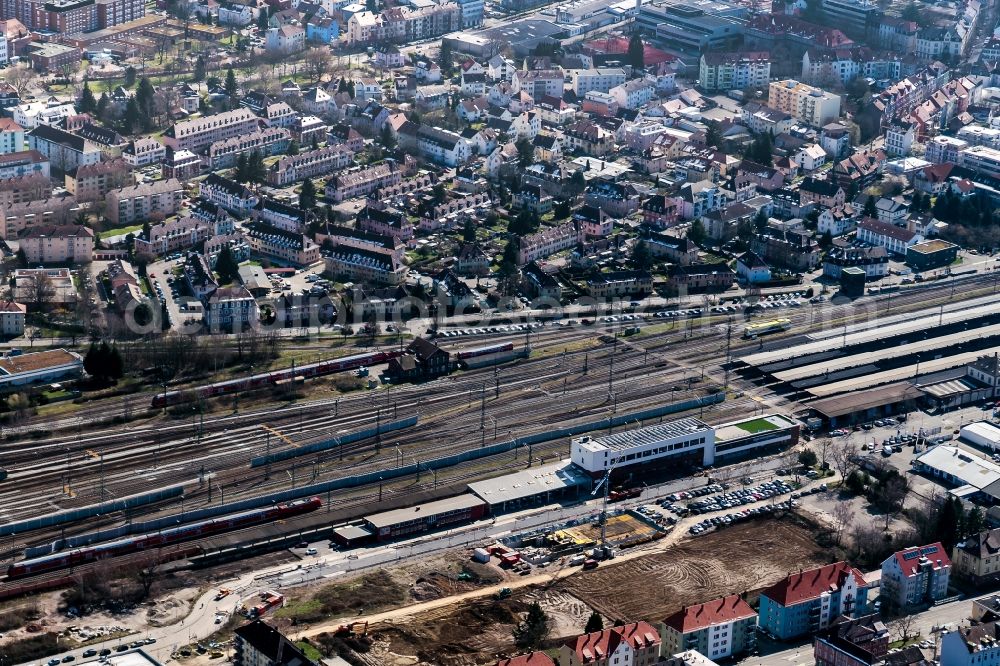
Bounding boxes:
[7,497,322,579]
[150,350,403,408]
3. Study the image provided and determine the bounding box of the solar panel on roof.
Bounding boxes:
[921,545,938,556]
[903,551,920,560]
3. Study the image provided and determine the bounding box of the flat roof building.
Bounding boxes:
[363,494,487,540]
[467,460,591,511]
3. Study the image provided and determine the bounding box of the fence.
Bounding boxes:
[1,486,184,539]
[248,416,419,468]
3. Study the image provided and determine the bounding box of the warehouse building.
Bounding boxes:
[363,495,487,541]
[712,414,800,461]
[960,421,1000,452]
[912,445,1000,501]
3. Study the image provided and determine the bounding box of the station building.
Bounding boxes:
[363,495,487,541]
[569,414,799,476]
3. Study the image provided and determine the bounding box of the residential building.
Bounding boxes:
[266,145,353,187]
[0,173,52,205]
[397,123,471,166]
[455,242,489,276]
[954,528,1000,586]
[162,148,201,181]
[741,103,795,136]
[0,117,24,154]
[27,124,101,172]
[0,150,49,180]
[799,177,845,208]
[324,245,407,285]
[207,127,290,170]
[266,23,306,54]
[19,224,94,264]
[813,615,889,666]
[512,68,564,99]
[560,621,663,666]
[0,300,25,336]
[822,245,888,280]
[768,80,842,127]
[104,178,183,225]
[134,215,222,258]
[569,68,627,96]
[669,262,735,291]
[940,622,1000,666]
[205,285,259,331]
[64,158,132,203]
[644,232,698,264]
[324,162,402,202]
[796,144,827,172]
[252,198,310,234]
[199,174,259,216]
[662,595,758,661]
[880,543,951,612]
[183,253,220,301]
[10,100,75,129]
[586,271,653,298]
[758,561,869,640]
[162,108,260,153]
[736,251,771,284]
[885,123,915,158]
[0,195,79,239]
[610,78,656,110]
[856,217,923,256]
[245,224,319,267]
[698,51,771,92]
[121,137,165,167]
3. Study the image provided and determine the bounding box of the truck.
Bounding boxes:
[214,588,231,601]
[249,591,284,618]
[495,587,512,600]
[582,559,599,570]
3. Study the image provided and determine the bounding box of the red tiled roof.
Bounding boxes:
[565,621,661,662]
[762,561,865,606]
[496,653,555,666]
[890,542,951,577]
[664,594,757,633]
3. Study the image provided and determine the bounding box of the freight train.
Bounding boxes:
[151,350,403,408]
[7,497,322,579]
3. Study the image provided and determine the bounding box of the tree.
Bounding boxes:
[874,472,908,529]
[124,66,137,88]
[509,210,540,236]
[439,39,454,76]
[584,611,603,634]
[287,139,300,155]
[122,97,140,134]
[257,10,270,32]
[570,169,586,192]
[687,219,707,246]
[627,31,644,71]
[798,448,818,467]
[935,497,964,549]
[78,82,97,114]
[889,615,917,643]
[632,239,652,270]
[225,67,239,98]
[863,195,878,218]
[193,55,206,82]
[3,64,36,97]
[830,437,858,482]
[215,245,240,285]
[304,47,332,81]
[376,123,395,150]
[746,131,773,165]
[831,501,854,546]
[29,272,54,305]
[901,1,921,23]
[365,0,377,12]
[135,77,156,130]
[845,469,868,495]
[462,218,477,243]
[299,178,317,210]
[705,120,721,149]
[966,506,986,537]
[512,602,549,650]
[516,138,534,167]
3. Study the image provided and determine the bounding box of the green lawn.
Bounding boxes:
[736,417,778,434]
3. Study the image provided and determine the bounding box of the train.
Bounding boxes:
[455,343,515,361]
[151,350,403,408]
[7,497,322,579]
[743,318,792,339]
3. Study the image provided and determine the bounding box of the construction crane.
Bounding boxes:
[591,458,621,559]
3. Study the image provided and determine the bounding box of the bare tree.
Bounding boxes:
[303,47,332,83]
[831,501,854,546]
[132,553,160,600]
[890,614,917,643]
[879,474,908,529]
[830,437,859,483]
[4,64,36,97]
[30,272,54,305]
[851,521,889,567]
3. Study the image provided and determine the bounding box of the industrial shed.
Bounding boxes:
[363,495,487,541]
[960,421,1000,451]
[467,460,591,512]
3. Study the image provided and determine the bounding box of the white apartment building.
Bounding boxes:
[569,68,627,96]
[881,543,951,611]
[20,224,93,264]
[768,79,842,127]
[699,51,771,92]
[512,69,565,99]
[266,146,354,187]
[105,178,184,226]
[516,221,583,264]
[925,135,969,164]
[0,118,25,154]
[610,78,656,110]
[122,137,166,167]
[857,217,923,256]
[324,162,402,202]
[958,145,1000,177]
[205,286,259,331]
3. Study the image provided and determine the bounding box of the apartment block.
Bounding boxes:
[953,528,1000,586]
[0,173,52,205]
[122,136,165,167]
[266,145,354,187]
[104,178,183,226]
[758,561,869,640]
[324,162,402,202]
[569,68,627,96]
[516,221,583,264]
[698,51,771,92]
[205,286,258,331]
[64,157,132,203]
[199,174,259,217]
[27,123,102,172]
[560,621,662,666]
[768,80,842,127]
[880,543,951,612]
[162,108,260,153]
[0,194,79,239]
[207,127,290,170]
[813,615,889,666]
[324,245,407,285]
[134,215,216,258]
[0,150,49,180]
[246,225,319,267]
[19,224,93,264]
[0,117,24,154]
[663,595,757,661]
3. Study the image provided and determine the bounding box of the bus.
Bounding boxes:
[743,318,791,339]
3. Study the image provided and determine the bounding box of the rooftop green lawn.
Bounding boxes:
[736,417,778,434]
